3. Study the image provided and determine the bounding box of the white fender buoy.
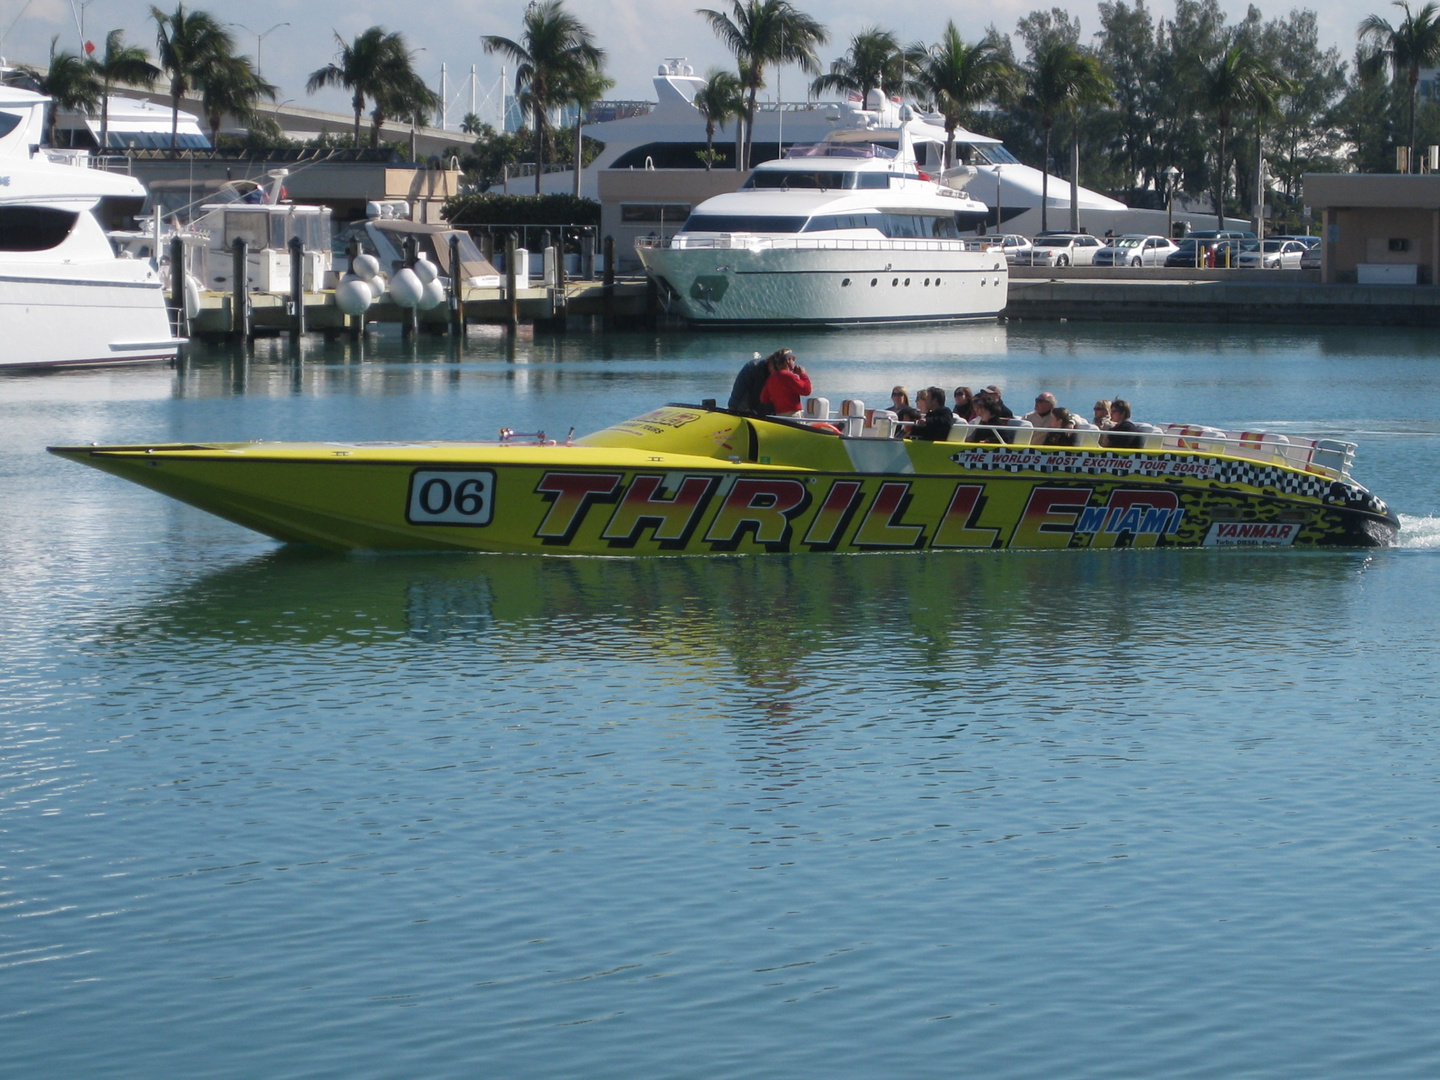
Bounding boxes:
[366,272,387,300]
[418,279,446,310]
[389,267,423,308]
[184,274,203,319]
[412,257,438,285]
[334,275,374,315]
[351,253,380,280]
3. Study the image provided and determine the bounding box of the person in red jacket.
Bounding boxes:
[759,349,811,416]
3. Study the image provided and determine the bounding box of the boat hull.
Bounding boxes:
[50,408,1398,555]
[637,242,1007,325]
[0,265,181,370]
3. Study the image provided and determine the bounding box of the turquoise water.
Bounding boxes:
[4,323,1440,1078]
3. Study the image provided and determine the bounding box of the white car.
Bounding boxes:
[1237,239,1307,270]
[1015,233,1104,267]
[1093,234,1179,267]
[986,233,1033,264]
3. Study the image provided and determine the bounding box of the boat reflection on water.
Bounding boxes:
[109,548,1375,727]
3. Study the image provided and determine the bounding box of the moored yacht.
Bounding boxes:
[0,83,183,371]
[551,59,1170,237]
[635,111,1007,325]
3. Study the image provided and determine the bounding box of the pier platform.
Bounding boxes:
[188,279,654,338]
[1005,267,1440,326]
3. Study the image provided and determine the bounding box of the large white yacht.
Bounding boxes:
[549,59,1168,238]
[0,83,183,371]
[635,112,1007,325]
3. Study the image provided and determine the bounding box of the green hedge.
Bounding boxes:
[442,193,600,227]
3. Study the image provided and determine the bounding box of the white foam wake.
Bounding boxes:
[1396,514,1440,548]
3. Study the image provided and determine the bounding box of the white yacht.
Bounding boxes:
[0,83,183,371]
[549,59,1168,238]
[635,112,1007,325]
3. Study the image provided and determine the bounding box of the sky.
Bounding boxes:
[1,0,1374,130]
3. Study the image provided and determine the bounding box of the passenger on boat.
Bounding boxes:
[1024,392,1056,426]
[969,397,1013,444]
[1093,400,1115,430]
[889,386,911,413]
[977,386,1015,420]
[728,353,774,415]
[1040,407,1079,446]
[908,387,955,441]
[1099,400,1143,448]
[759,349,811,417]
[953,386,976,420]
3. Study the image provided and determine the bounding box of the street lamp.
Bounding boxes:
[232,22,289,77]
[1164,165,1180,239]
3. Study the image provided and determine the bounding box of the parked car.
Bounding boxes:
[1300,245,1322,271]
[1164,236,1257,268]
[1237,239,1307,269]
[986,233,1033,264]
[1093,234,1180,267]
[1014,233,1104,267]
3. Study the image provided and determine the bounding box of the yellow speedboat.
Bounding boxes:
[50,404,1398,554]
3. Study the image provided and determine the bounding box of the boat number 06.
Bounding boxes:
[406,469,495,526]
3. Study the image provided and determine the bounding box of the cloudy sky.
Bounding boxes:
[2,0,1374,128]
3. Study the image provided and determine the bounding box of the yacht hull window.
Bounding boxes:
[681,215,808,233]
[0,207,81,251]
[799,212,962,239]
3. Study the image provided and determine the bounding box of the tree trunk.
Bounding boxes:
[353,93,364,149]
[743,87,758,171]
[171,88,180,151]
[535,118,545,195]
[1041,125,1051,233]
[1216,125,1228,231]
[574,111,583,196]
[1253,119,1264,238]
[1070,114,1080,234]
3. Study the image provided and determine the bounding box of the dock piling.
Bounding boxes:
[230,238,250,342]
[505,235,519,331]
[169,235,188,340]
[288,236,306,339]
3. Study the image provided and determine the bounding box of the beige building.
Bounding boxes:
[598,169,745,270]
[1304,173,1440,285]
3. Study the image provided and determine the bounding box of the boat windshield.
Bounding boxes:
[971,144,1020,165]
[785,143,897,160]
[744,170,857,190]
[681,214,807,233]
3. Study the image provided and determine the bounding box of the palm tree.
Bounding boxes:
[693,68,744,170]
[697,0,827,169]
[198,53,276,147]
[483,0,606,195]
[567,66,614,196]
[88,30,161,151]
[913,23,1016,170]
[1359,1,1440,172]
[810,26,913,100]
[151,4,233,150]
[16,38,101,147]
[460,112,484,135]
[1022,41,1112,233]
[307,26,415,149]
[1190,45,1289,229]
[370,70,437,151]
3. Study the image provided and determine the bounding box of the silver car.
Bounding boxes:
[1015,233,1104,267]
[986,233,1033,265]
[1237,239,1307,270]
[1093,234,1180,267]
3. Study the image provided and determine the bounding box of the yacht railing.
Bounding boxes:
[787,401,1358,481]
[637,235,998,253]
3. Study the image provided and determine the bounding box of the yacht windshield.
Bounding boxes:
[744,171,857,190]
[971,145,1020,165]
[681,214,807,233]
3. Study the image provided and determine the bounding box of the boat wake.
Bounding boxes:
[1396,514,1440,548]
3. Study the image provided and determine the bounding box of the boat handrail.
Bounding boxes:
[789,404,1357,480]
[636,236,998,253]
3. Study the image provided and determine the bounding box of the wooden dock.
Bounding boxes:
[186,279,655,339]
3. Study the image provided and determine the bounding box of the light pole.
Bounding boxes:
[233,22,289,77]
[1164,165,1180,239]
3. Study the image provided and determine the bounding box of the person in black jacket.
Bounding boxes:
[727,352,777,414]
[908,387,955,441]
[1100,399,1143,449]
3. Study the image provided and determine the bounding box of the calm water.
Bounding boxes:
[4,322,1440,1079]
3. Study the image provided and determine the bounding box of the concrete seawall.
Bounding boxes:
[1004,269,1440,326]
